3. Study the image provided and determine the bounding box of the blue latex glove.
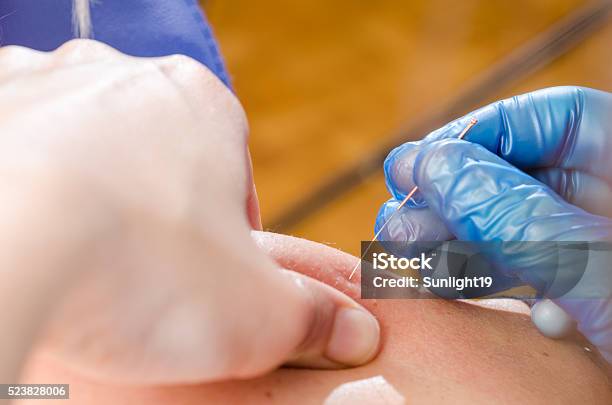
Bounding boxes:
[0,0,230,87]
[377,86,612,362]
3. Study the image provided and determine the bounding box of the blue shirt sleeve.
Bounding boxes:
[0,0,231,88]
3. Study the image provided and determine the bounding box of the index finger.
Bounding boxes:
[423,86,611,172]
[384,86,612,199]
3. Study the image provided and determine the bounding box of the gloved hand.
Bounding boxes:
[0,0,230,88]
[377,86,612,362]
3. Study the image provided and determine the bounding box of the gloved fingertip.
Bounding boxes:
[375,199,454,242]
[531,299,575,339]
[383,142,426,205]
[375,200,399,238]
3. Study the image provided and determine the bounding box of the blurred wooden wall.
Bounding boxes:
[204,0,612,255]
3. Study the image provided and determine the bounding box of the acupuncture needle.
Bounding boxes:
[348,118,478,281]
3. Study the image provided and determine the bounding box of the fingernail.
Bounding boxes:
[385,145,418,197]
[384,146,428,207]
[326,307,380,366]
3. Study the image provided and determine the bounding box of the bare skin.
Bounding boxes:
[1,38,608,404]
[20,232,611,404]
[0,40,379,388]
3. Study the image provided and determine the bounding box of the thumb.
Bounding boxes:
[275,269,381,369]
[223,239,380,380]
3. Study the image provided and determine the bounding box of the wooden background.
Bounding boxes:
[204,0,612,256]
